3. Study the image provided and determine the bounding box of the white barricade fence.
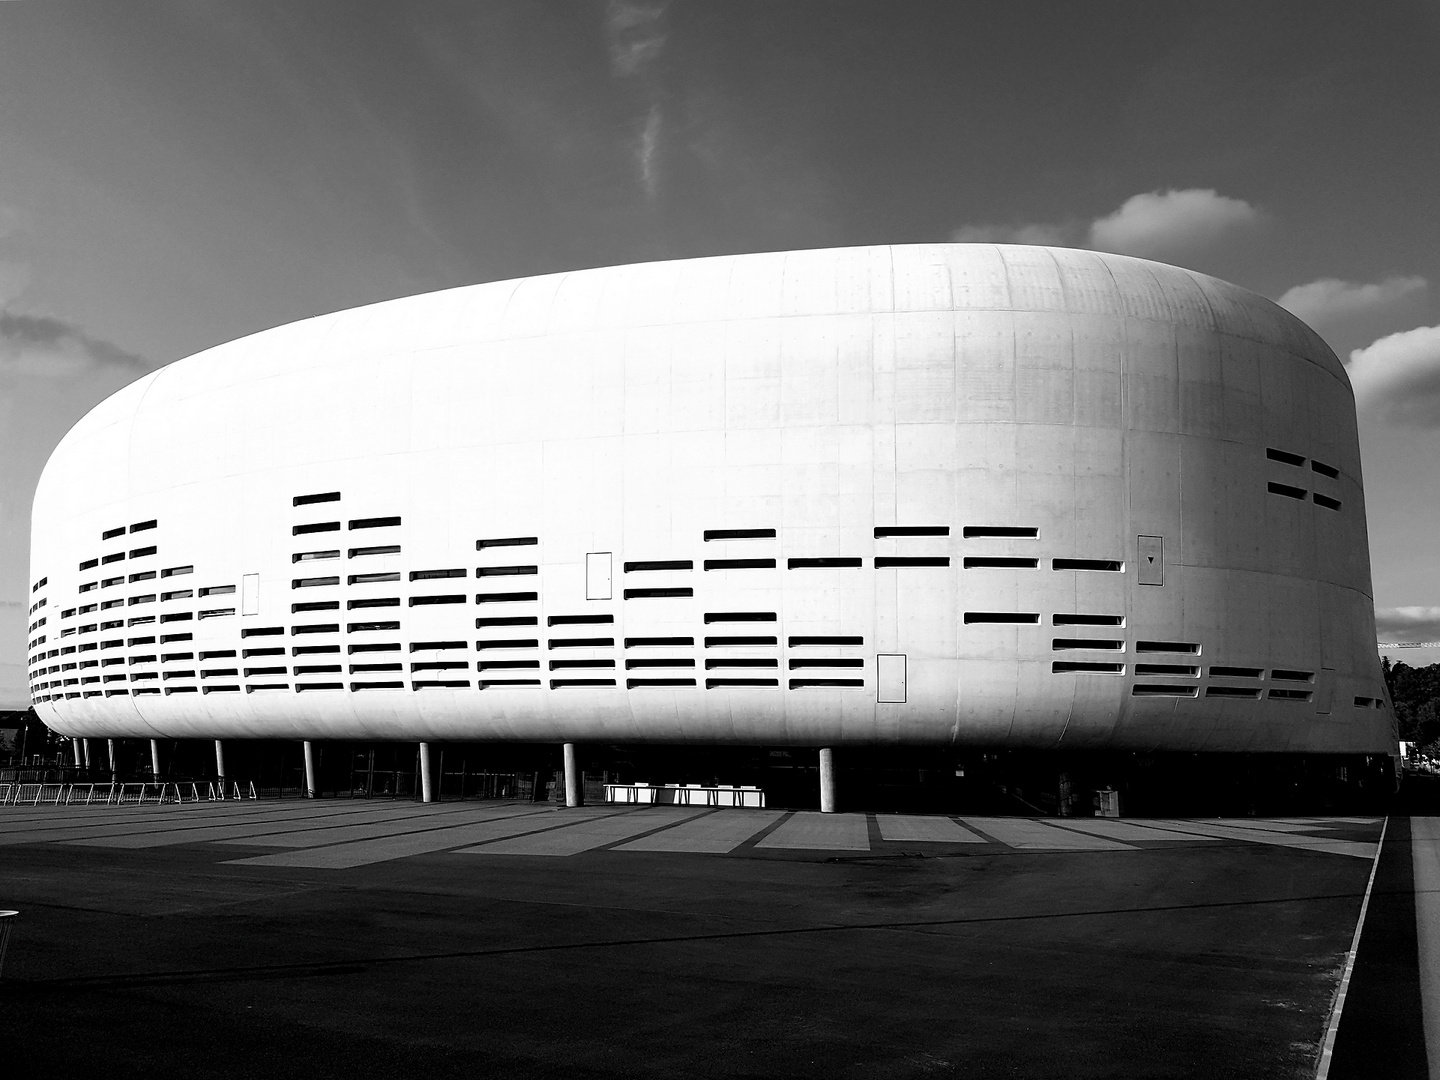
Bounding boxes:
[604,783,765,808]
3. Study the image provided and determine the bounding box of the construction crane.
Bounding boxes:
[1377,642,1440,649]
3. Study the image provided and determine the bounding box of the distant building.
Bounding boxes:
[25,245,1397,788]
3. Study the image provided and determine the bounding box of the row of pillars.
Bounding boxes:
[70,737,840,811]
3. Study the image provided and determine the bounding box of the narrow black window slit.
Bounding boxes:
[704,559,777,570]
[964,557,1038,569]
[1052,559,1123,572]
[963,526,1038,538]
[876,557,950,568]
[1311,460,1340,478]
[476,565,538,577]
[293,522,341,535]
[349,516,401,530]
[1052,662,1124,674]
[874,526,949,538]
[787,558,862,569]
[703,528,775,541]
[964,613,1040,624]
[293,492,340,506]
[548,614,613,626]
[1268,482,1308,500]
[624,560,692,572]
[477,616,539,628]
[477,536,537,550]
[1266,448,1306,466]
[623,587,692,599]
[788,636,863,646]
[704,612,776,624]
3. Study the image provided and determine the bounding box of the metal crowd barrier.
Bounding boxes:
[0,780,250,807]
[604,783,765,808]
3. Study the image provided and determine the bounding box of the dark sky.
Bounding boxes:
[2,0,1439,702]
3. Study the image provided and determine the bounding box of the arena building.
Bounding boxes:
[24,244,1398,809]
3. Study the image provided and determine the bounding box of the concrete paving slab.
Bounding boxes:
[464,807,710,856]
[1148,819,1378,859]
[1050,819,1225,843]
[755,811,869,850]
[875,814,985,842]
[959,817,1133,850]
[617,809,783,852]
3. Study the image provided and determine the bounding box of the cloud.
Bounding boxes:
[950,188,1262,261]
[606,0,667,77]
[1345,324,1440,426]
[1277,276,1428,334]
[0,311,148,379]
[1087,188,1261,258]
[1375,606,1440,644]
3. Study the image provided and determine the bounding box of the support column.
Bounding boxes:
[303,740,317,798]
[419,742,434,804]
[214,740,226,785]
[563,742,581,807]
[82,738,92,769]
[150,739,162,779]
[819,747,836,813]
[107,738,117,774]
[72,738,83,767]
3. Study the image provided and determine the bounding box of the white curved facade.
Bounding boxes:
[26,244,1395,754]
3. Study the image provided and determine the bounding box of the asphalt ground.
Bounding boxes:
[0,801,1396,1079]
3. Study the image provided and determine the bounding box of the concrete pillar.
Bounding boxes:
[819,747,836,813]
[82,738,92,769]
[150,739,162,779]
[303,740,318,798]
[107,738,117,774]
[72,738,83,767]
[419,742,434,804]
[563,742,581,807]
[214,740,226,784]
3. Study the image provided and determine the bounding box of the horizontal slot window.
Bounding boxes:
[1135,641,1200,654]
[100,599,124,610]
[549,637,615,649]
[703,558,777,571]
[706,659,778,669]
[963,526,1038,538]
[293,645,340,656]
[200,586,237,600]
[477,536,537,550]
[625,636,694,647]
[475,592,539,604]
[294,576,340,588]
[625,560,693,572]
[350,682,404,691]
[102,577,124,588]
[475,638,540,650]
[1266,447,1305,466]
[130,519,157,533]
[703,528,775,541]
[477,616,539,628]
[706,635,777,647]
[129,571,156,583]
[1052,559,1123,572]
[1268,688,1313,701]
[624,587,693,599]
[411,661,468,672]
[293,522,341,535]
[101,639,123,649]
[412,680,470,690]
[164,687,198,695]
[163,670,196,680]
[479,660,540,670]
[1311,460,1340,479]
[1271,669,1315,683]
[161,565,192,578]
[789,635,863,647]
[350,516,400,530]
[1052,662,1124,674]
[788,659,864,669]
[627,678,695,689]
[874,525,949,538]
[1313,493,1341,511]
[1210,666,1262,679]
[199,608,236,620]
[410,568,466,581]
[348,621,401,633]
[409,595,466,606]
[294,601,341,612]
[626,658,694,669]
[1054,614,1125,626]
[790,678,864,689]
[246,684,287,693]
[1268,482,1307,500]
[348,573,399,585]
[129,546,156,559]
[202,686,239,695]
[550,679,616,689]
[129,654,157,664]
[1354,696,1377,708]
[102,526,125,540]
[476,565,538,578]
[787,558,862,569]
[1052,638,1124,651]
[1207,686,1262,699]
[964,557,1038,569]
[293,492,340,506]
[410,640,467,652]
[348,643,400,654]
[293,623,340,635]
[242,647,284,658]
[1130,684,1198,697]
[548,614,613,626]
[704,612,776,624]
[1134,664,1199,677]
[161,652,194,662]
[244,666,287,677]
[293,551,339,563]
[479,679,541,688]
[79,559,99,570]
[964,612,1040,624]
[875,557,950,568]
[102,553,125,564]
[295,683,344,692]
[159,614,191,624]
[161,590,192,601]
[349,663,402,673]
[79,583,97,593]
[350,545,401,557]
[706,678,779,688]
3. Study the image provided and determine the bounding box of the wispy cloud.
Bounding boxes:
[605,1,668,200]
[1278,276,1428,335]
[1376,606,1440,643]
[951,188,1263,262]
[0,311,148,379]
[1345,324,1440,427]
